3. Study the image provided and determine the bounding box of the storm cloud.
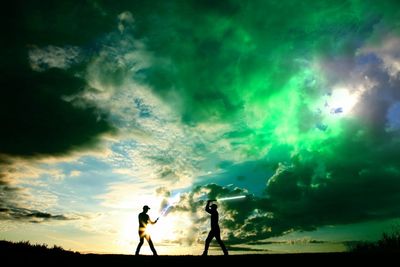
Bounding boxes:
[1,1,116,159]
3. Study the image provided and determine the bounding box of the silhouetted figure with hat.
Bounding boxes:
[135,205,158,256]
[202,200,228,256]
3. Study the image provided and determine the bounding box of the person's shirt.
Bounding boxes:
[210,209,219,230]
[138,212,150,229]
[205,205,220,230]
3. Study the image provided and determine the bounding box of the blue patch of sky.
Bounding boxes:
[195,160,273,196]
[316,122,328,131]
[356,52,382,65]
[330,107,343,114]
[386,101,400,131]
[59,172,122,212]
[110,140,138,168]
[193,144,291,195]
[265,144,292,164]
[134,98,152,118]
[28,156,130,213]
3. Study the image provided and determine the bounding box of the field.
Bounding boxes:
[1,240,392,266]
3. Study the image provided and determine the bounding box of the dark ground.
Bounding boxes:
[0,240,394,266]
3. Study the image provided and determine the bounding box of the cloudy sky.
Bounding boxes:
[1,0,400,255]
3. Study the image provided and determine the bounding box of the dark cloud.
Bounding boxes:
[261,118,400,237]
[0,183,73,223]
[173,143,400,244]
[0,206,74,223]
[0,68,112,157]
[1,1,116,159]
[170,184,272,245]
[9,0,115,47]
[0,181,73,223]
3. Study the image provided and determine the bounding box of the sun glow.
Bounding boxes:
[146,215,180,241]
[117,211,194,255]
[115,192,191,254]
[315,87,363,121]
[328,88,359,116]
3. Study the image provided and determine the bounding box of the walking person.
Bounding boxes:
[202,200,228,256]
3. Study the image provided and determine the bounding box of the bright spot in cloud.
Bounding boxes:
[327,88,359,116]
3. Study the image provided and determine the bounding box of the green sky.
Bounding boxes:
[1,0,400,254]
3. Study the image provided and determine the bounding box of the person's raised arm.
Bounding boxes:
[205,200,213,213]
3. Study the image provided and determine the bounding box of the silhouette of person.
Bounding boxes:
[135,205,159,256]
[202,200,228,256]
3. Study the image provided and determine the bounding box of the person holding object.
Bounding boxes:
[202,200,228,256]
[135,205,159,256]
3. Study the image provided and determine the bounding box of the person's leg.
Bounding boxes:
[146,235,158,256]
[135,236,144,255]
[215,231,228,255]
[202,231,214,256]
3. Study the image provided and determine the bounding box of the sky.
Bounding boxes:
[1,0,400,255]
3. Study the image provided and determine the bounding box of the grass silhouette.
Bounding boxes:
[0,240,78,255]
[349,230,400,253]
[1,238,395,266]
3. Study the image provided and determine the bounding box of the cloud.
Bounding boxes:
[0,184,62,225]
[0,207,74,223]
[1,1,116,160]
[28,45,83,72]
[110,0,380,127]
[89,0,400,166]
[0,159,57,220]
[0,67,113,159]
[264,139,400,228]
[118,11,134,33]
[0,149,114,224]
[74,15,213,189]
[166,184,268,245]
[360,36,400,78]
[0,177,77,224]
[171,142,400,245]
[0,1,118,220]
[69,170,81,177]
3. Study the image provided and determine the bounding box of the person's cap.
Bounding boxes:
[143,205,150,210]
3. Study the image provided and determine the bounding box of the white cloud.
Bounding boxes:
[28,45,82,72]
[118,11,134,33]
[0,143,113,185]
[96,182,164,210]
[360,35,400,78]
[1,158,63,185]
[75,23,207,189]
[69,170,81,177]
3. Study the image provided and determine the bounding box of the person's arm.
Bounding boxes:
[149,217,159,224]
[205,200,212,213]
